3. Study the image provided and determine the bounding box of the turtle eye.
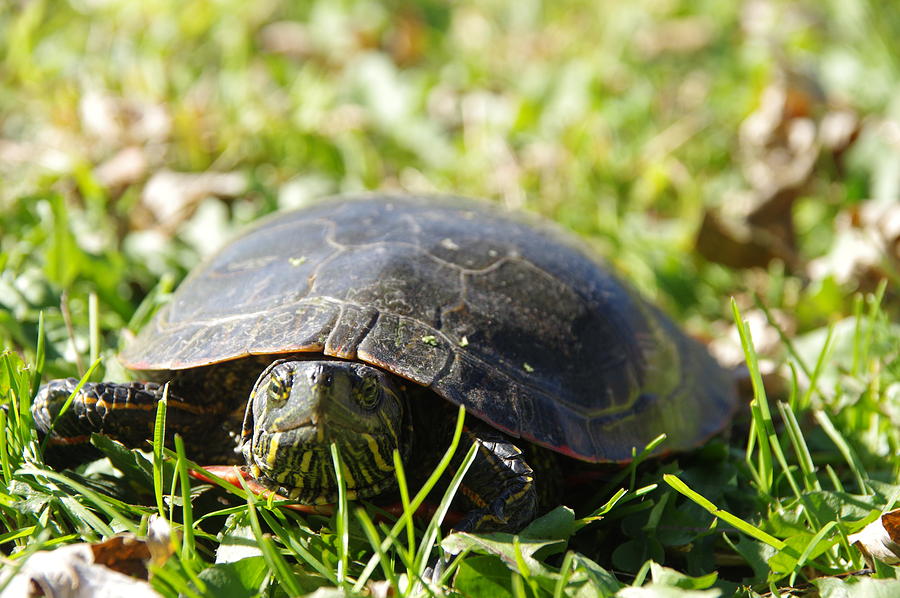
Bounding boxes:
[357,377,382,410]
[268,371,292,403]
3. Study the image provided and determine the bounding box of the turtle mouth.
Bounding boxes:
[267,413,319,434]
[265,412,371,436]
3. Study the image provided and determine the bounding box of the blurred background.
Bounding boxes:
[1,0,898,379]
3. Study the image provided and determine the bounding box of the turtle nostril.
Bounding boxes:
[311,369,334,387]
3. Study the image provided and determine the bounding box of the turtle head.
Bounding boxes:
[241,359,410,504]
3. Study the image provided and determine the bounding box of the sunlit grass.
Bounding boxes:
[5,290,899,596]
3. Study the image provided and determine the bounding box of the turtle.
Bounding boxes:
[34,193,736,532]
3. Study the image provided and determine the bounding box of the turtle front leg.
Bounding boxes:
[33,377,214,466]
[453,422,538,533]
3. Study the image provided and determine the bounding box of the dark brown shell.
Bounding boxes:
[121,194,736,461]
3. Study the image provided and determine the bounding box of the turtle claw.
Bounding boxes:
[422,550,449,584]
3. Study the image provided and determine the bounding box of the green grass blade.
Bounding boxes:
[257,510,337,583]
[553,551,576,598]
[393,448,416,566]
[0,526,36,544]
[732,298,822,536]
[859,280,887,375]
[825,465,844,492]
[664,473,786,550]
[799,325,834,410]
[633,559,652,586]
[0,408,10,488]
[777,398,821,492]
[329,442,350,587]
[21,466,139,535]
[174,435,196,563]
[160,451,253,503]
[149,564,204,598]
[851,294,864,377]
[814,410,869,494]
[244,493,303,596]
[789,521,837,586]
[512,535,530,580]
[584,487,628,521]
[732,299,774,494]
[588,433,666,509]
[511,571,527,598]
[414,440,478,579]
[153,384,169,518]
[355,507,400,590]
[352,405,468,592]
[754,294,811,379]
[32,311,45,398]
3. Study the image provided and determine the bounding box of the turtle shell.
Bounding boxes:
[121,194,736,462]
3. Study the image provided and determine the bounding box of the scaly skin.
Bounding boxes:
[33,359,539,532]
[33,378,229,465]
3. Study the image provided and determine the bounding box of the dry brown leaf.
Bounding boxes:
[89,535,152,579]
[699,66,860,271]
[695,207,786,269]
[808,199,899,286]
[859,200,900,256]
[820,109,860,154]
[367,580,396,598]
[146,514,177,566]
[0,137,74,173]
[0,530,173,598]
[738,71,821,218]
[79,91,171,146]
[634,17,715,58]
[850,508,900,569]
[94,146,149,189]
[388,10,427,66]
[259,21,313,58]
[141,169,247,231]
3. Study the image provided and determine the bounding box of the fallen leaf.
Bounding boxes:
[388,9,427,66]
[95,146,148,189]
[738,71,821,235]
[859,199,900,257]
[259,21,313,58]
[849,508,900,568]
[699,66,860,271]
[820,109,860,155]
[146,516,177,567]
[366,579,395,598]
[89,535,152,579]
[634,17,715,58]
[141,170,248,231]
[0,534,168,598]
[808,199,899,286]
[79,91,171,146]
[696,207,786,269]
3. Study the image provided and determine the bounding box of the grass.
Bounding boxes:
[4,281,898,597]
[5,303,900,598]
[3,0,900,596]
